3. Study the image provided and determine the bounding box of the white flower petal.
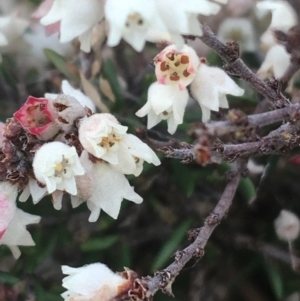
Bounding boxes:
[61,263,124,300]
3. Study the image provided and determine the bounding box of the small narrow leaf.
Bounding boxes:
[44,49,79,81]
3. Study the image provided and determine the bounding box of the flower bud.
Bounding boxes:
[274,210,300,242]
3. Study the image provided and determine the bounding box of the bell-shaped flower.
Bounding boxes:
[14,96,59,140]
[0,181,40,259]
[154,0,224,47]
[33,142,85,195]
[217,17,256,53]
[136,82,189,134]
[256,0,297,32]
[257,44,291,80]
[72,151,143,222]
[61,263,132,301]
[39,0,104,52]
[79,114,160,175]
[190,63,244,122]
[45,80,96,113]
[154,44,199,90]
[105,0,166,52]
[119,134,161,176]
[274,210,300,242]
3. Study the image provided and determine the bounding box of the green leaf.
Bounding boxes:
[43,49,79,82]
[238,177,257,203]
[0,272,19,285]
[80,235,119,252]
[102,59,123,110]
[151,219,192,271]
[264,263,283,299]
[171,161,210,197]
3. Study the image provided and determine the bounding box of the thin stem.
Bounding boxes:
[144,161,243,296]
[195,103,299,137]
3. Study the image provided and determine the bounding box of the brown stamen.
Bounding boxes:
[170,73,180,81]
[166,52,175,61]
[183,69,190,77]
[180,55,189,64]
[160,61,169,71]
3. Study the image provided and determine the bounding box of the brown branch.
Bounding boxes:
[161,118,300,164]
[199,25,289,108]
[194,103,300,137]
[219,121,300,160]
[139,161,243,298]
[280,61,300,91]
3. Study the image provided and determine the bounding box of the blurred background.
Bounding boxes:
[1,0,300,300]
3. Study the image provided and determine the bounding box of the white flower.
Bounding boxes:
[274,210,300,242]
[120,134,161,176]
[105,0,166,52]
[0,15,29,53]
[33,142,85,195]
[154,0,224,47]
[136,82,189,134]
[154,44,200,90]
[260,29,277,51]
[0,182,40,259]
[247,159,265,175]
[257,44,291,80]
[190,63,244,122]
[72,151,143,222]
[45,80,96,113]
[61,263,126,301]
[40,0,104,52]
[217,17,256,52]
[256,0,297,32]
[79,114,160,175]
[19,179,47,205]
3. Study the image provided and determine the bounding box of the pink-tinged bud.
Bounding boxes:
[154,44,199,90]
[14,96,59,140]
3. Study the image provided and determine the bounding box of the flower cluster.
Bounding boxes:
[0,80,160,256]
[136,44,244,134]
[35,0,228,52]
